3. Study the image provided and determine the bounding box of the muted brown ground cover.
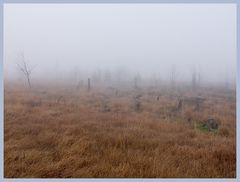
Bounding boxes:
[4,83,236,178]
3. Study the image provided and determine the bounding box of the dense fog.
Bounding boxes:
[4,4,236,88]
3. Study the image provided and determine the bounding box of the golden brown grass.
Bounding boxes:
[4,83,236,178]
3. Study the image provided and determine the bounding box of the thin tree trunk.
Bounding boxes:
[27,75,31,89]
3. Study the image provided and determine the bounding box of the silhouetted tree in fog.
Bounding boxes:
[225,71,229,90]
[104,69,112,83]
[192,70,197,91]
[197,71,201,88]
[170,65,176,89]
[17,52,34,89]
[88,78,91,91]
[134,73,141,89]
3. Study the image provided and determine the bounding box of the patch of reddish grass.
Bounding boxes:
[4,84,236,178]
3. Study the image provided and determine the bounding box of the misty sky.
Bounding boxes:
[4,4,236,83]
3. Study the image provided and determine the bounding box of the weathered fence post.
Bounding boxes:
[88,78,91,91]
[177,99,183,111]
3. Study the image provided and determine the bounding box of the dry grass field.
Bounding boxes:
[4,82,236,178]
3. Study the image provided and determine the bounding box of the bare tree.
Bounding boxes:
[134,73,141,89]
[192,70,197,91]
[225,71,229,90]
[87,78,91,91]
[17,52,34,89]
[170,65,176,89]
[197,71,201,87]
[104,69,112,83]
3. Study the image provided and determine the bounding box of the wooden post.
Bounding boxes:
[177,99,183,111]
[88,78,91,91]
